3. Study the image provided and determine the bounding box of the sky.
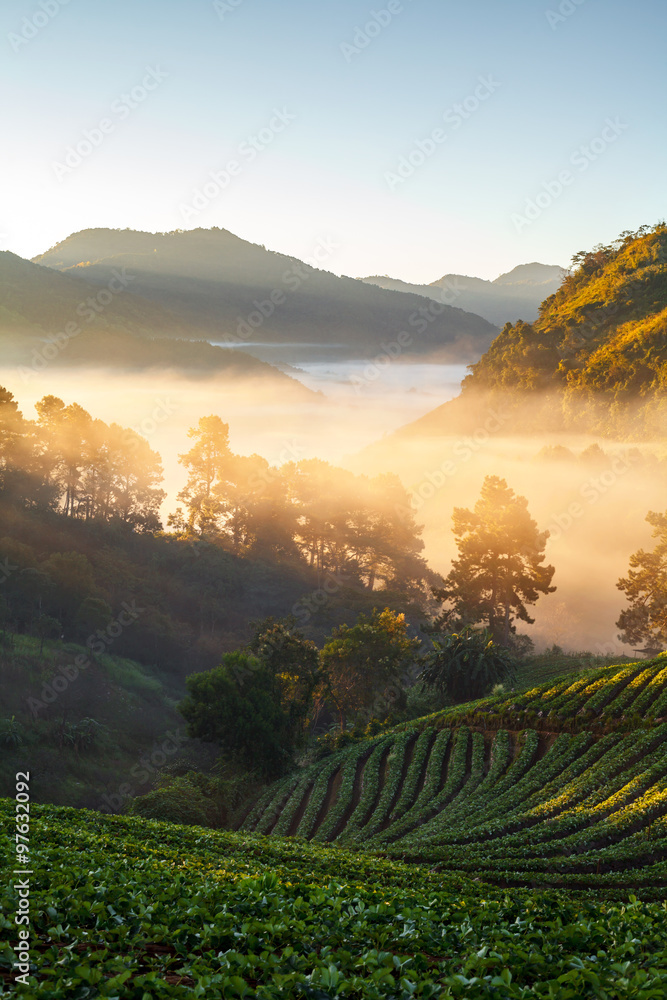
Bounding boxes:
[2,0,666,281]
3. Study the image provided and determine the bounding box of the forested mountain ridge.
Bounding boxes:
[33,227,499,360]
[0,251,313,384]
[393,225,667,439]
[0,249,186,336]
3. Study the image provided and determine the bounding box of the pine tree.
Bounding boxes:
[617,511,667,652]
[436,475,555,645]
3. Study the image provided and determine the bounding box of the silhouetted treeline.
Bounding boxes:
[0,387,433,674]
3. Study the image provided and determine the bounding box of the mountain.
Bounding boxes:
[361,262,565,326]
[32,227,499,361]
[0,251,315,390]
[0,249,185,338]
[386,225,667,440]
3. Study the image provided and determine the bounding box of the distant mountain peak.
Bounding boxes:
[360,262,564,326]
[32,226,498,363]
[493,262,566,287]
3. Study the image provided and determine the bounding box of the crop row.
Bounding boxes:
[350,730,415,843]
[6,800,667,996]
[412,656,667,734]
[311,742,370,843]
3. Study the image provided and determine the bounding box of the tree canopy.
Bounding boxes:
[617,511,667,652]
[420,626,517,702]
[434,476,555,646]
[320,608,421,729]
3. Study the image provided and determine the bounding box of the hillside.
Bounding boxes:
[32,227,499,361]
[0,250,186,339]
[0,633,191,810]
[4,804,667,997]
[0,251,312,386]
[390,225,667,440]
[243,656,667,894]
[361,262,564,326]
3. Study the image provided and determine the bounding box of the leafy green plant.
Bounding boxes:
[129,775,212,827]
[0,715,25,748]
[421,627,517,701]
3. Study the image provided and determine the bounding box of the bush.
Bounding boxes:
[0,716,25,748]
[129,777,212,827]
[129,769,258,829]
[420,628,518,702]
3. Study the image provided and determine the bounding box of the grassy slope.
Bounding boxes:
[0,633,193,810]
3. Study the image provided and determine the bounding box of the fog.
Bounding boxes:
[1,360,463,513]
[3,361,664,657]
[350,425,665,656]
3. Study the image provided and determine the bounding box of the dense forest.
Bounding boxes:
[0,385,433,678]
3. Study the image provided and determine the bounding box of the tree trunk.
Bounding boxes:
[502,597,511,646]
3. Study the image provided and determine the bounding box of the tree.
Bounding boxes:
[41,552,97,630]
[171,416,234,536]
[34,614,62,654]
[246,616,322,730]
[180,653,288,778]
[420,627,517,702]
[436,476,555,645]
[0,386,25,472]
[180,649,314,778]
[616,511,667,652]
[33,396,165,527]
[106,425,165,530]
[320,608,421,729]
[35,396,91,517]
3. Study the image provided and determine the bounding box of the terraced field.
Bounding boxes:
[242,657,667,894]
[4,801,667,997]
[4,658,667,996]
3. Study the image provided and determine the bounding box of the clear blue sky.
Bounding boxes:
[2,0,665,280]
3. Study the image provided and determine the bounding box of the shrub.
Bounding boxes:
[420,628,518,702]
[129,777,211,827]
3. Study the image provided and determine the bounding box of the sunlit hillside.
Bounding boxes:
[244,656,667,894]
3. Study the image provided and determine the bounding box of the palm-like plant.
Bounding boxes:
[0,716,25,748]
[420,627,517,702]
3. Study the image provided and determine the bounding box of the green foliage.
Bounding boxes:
[180,651,306,778]
[60,717,105,753]
[514,646,631,690]
[617,510,667,650]
[8,798,667,996]
[321,607,421,728]
[129,774,212,827]
[178,618,326,783]
[431,476,555,645]
[421,627,518,702]
[247,616,322,732]
[0,631,186,808]
[243,659,667,898]
[461,224,667,436]
[0,716,25,748]
[33,613,61,652]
